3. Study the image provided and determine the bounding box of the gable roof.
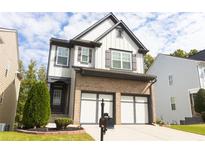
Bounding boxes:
[73,12,148,54]
[189,49,205,61]
[72,12,119,40]
[95,20,148,54]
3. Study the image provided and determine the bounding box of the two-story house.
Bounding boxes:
[47,13,156,125]
[0,27,22,130]
[147,54,205,124]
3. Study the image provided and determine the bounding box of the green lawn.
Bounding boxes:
[169,124,205,136]
[0,132,94,141]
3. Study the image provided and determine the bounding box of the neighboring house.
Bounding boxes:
[189,49,205,61]
[47,13,156,125]
[0,28,22,130]
[147,54,205,124]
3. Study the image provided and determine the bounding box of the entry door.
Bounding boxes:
[53,89,62,106]
[52,88,63,113]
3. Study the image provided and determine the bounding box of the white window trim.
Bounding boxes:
[56,46,69,66]
[81,47,90,64]
[111,50,132,70]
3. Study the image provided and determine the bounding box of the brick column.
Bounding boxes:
[115,92,121,125]
[73,89,81,125]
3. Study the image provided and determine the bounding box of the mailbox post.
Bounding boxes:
[99,99,108,141]
[100,100,104,141]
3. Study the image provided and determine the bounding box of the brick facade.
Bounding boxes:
[73,72,155,125]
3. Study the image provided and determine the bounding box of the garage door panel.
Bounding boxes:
[135,103,149,123]
[99,94,113,101]
[80,100,97,123]
[81,93,97,100]
[121,95,149,124]
[121,103,134,123]
[80,92,113,124]
[121,96,133,102]
[135,96,148,103]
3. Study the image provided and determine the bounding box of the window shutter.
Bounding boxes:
[89,49,92,63]
[105,50,111,68]
[77,47,81,62]
[132,54,137,71]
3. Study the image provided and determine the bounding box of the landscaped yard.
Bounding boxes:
[169,124,205,136]
[0,132,94,141]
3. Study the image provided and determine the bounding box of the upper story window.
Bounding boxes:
[78,46,93,64]
[81,47,90,63]
[168,75,173,86]
[170,96,176,111]
[111,50,132,70]
[56,46,69,66]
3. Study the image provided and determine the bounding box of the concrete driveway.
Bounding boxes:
[82,125,205,141]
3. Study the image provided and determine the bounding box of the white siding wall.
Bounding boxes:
[48,45,71,78]
[147,54,200,124]
[80,18,115,41]
[198,63,205,89]
[95,28,144,73]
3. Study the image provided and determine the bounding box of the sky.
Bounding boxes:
[1,12,205,68]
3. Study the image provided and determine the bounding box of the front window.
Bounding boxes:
[111,50,132,70]
[81,47,89,63]
[168,75,173,85]
[56,46,69,66]
[170,96,176,111]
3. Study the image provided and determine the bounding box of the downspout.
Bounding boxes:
[148,78,157,124]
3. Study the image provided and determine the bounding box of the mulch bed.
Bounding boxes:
[16,127,85,135]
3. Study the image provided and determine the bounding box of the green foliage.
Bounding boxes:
[156,119,165,126]
[170,49,198,58]
[15,60,27,128]
[144,54,154,72]
[201,112,205,122]
[37,64,46,82]
[194,89,205,113]
[188,49,198,57]
[22,81,51,129]
[170,49,187,58]
[15,60,47,128]
[54,118,73,130]
[25,59,37,86]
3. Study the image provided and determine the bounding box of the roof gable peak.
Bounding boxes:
[72,12,119,40]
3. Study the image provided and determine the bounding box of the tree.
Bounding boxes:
[194,89,205,113]
[25,59,37,86]
[188,49,198,57]
[170,49,187,58]
[37,64,46,82]
[15,60,37,128]
[144,54,154,72]
[22,81,51,128]
[15,60,26,127]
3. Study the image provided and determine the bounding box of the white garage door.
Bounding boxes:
[121,95,149,124]
[80,92,113,124]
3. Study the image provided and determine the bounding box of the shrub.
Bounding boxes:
[201,112,205,122]
[156,119,165,126]
[194,89,205,113]
[22,81,51,129]
[55,118,73,130]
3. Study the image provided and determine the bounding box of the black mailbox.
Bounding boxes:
[103,113,114,129]
[99,117,107,128]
